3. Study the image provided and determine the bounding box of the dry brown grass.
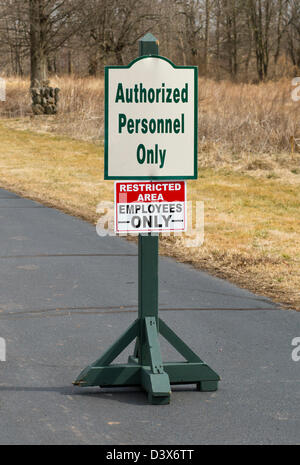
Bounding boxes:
[0,76,30,117]
[166,173,300,310]
[0,76,105,141]
[198,78,299,154]
[1,75,299,155]
[3,75,300,184]
[0,76,300,310]
[0,122,299,310]
[0,122,112,221]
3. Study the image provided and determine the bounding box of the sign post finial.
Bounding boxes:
[139,33,159,56]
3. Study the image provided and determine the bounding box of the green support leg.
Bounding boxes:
[142,317,171,404]
[159,318,220,389]
[159,318,203,363]
[141,368,170,405]
[74,317,220,398]
[197,381,219,392]
[74,320,139,387]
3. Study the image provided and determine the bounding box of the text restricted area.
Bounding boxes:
[115,181,187,233]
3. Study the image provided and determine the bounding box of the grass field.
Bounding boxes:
[0,121,299,310]
[1,75,299,154]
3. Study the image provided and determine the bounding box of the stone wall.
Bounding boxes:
[31,82,60,115]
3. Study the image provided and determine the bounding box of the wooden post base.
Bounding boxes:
[74,317,220,405]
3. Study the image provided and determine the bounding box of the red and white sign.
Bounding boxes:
[115,181,186,233]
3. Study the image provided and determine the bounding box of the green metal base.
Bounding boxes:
[74,317,220,405]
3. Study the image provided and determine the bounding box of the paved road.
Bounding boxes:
[0,188,299,445]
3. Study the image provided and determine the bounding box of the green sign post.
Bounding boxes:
[74,34,220,405]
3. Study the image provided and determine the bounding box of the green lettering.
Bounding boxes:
[173,119,180,134]
[141,119,148,134]
[182,84,188,103]
[149,119,156,134]
[137,144,146,164]
[156,88,161,103]
[115,83,125,103]
[118,114,126,133]
[148,88,155,103]
[173,88,180,103]
[165,119,172,133]
[157,119,164,133]
[127,118,134,134]
[135,119,141,133]
[166,88,172,103]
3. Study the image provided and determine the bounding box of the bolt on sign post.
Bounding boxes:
[74,34,220,405]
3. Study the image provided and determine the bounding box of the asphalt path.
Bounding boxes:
[0,188,299,445]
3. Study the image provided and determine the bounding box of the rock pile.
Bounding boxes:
[31,82,60,115]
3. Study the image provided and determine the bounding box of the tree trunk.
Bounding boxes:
[274,0,283,65]
[248,0,272,81]
[203,0,210,75]
[232,1,238,79]
[30,0,47,87]
[29,0,59,115]
[88,56,98,76]
[215,0,221,79]
[115,49,124,65]
[68,51,72,75]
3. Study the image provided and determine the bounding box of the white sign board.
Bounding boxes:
[105,56,198,180]
[115,181,187,233]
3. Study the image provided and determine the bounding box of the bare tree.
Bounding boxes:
[29,0,81,86]
[0,0,299,83]
[29,0,83,113]
[247,0,276,80]
[78,0,159,75]
[0,1,29,75]
[287,0,300,69]
[203,0,212,74]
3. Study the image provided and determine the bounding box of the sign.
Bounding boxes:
[75,34,220,405]
[105,56,198,180]
[115,181,186,233]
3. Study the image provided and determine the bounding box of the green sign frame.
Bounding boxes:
[104,55,198,180]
